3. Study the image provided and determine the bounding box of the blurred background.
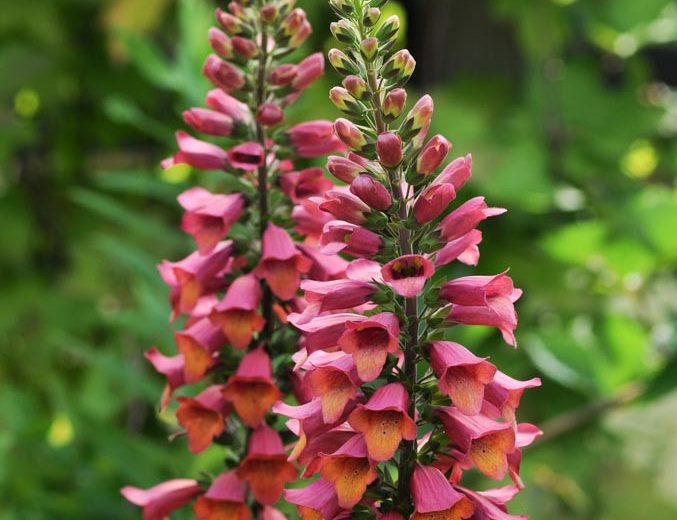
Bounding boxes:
[1,0,676,518]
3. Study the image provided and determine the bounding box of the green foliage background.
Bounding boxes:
[0,0,675,518]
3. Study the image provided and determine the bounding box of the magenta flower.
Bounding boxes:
[381,254,435,297]
[483,371,542,422]
[121,479,202,520]
[209,274,264,349]
[176,385,231,454]
[327,155,365,183]
[314,188,371,225]
[163,131,228,170]
[284,478,345,520]
[287,120,345,158]
[436,229,483,267]
[417,134,451,175]
[144,348,186,409]
[301,277,376,314]
[280,167,334,203]
[305,353,360,423]
[410,464,475,520]
[438,197,506,242]
[292,52,325,91]
[193,471,251,520]
[202,54,245,92]
[414,182,457,223]
[227,141,265,171]
[320,220,381,258]
[377,132,404,167]
[205,88,251,124]
[183,108,234,136]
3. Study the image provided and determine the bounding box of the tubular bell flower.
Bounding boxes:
[410,464,475,520]
[163,131,229,170]
[174,317,223,383]
[284,478,345,520]
[121,479,202,520]
[210,274,264,350]
[320,220,381,258]
[176,385,231,454]
[305,353,360,423]
[193,471,251,520]
[381,254,435,298]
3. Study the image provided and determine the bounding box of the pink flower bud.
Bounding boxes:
[350,175,392,210]
[360,37,379,62]
[327,155,365,183]
[205,89,251,123]
[288,120,345,158]
[292,53,324,91]
[231,36,258,59]
[183,108,234,136]
[343,75,369,101]
[413,183,456,223]
[203,54,245,92]
[403,94,434,137]
[215,8,245,35]
[256,102,284,126]
[261,4,278,24]
[376,132,403,167]
[270,63,298,86]
[208,28,232,59]
[383,88,407,120]
[335,118,368,151]
[417,135,450,175]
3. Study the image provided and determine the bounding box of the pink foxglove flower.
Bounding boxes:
[193,471,250,520]
[381,254,435,298]
[176,385,231,454]
[410,464,475,520]
[121,479,202,520]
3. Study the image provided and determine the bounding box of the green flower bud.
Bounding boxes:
[329,0,354,16]
[375,15,400,45]
[364,7,381,27]
[360,37,379,62]
[329,87,365,115]
[343,75,371,101]
[383,88,407,121]
[330,19,357,44]
[328,48,361,76]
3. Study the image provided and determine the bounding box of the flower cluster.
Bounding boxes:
[122,1,346,518]
[276,0,541,518]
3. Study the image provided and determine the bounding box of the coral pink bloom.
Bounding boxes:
[289,312,365,352]
[443,274,522,347]
[483,371,541,422]
[326,155,365,184]
[319,434,378,509]
[258,223,312,300]
[176,385,230,454]
[348,383,417,461]
[438,407,516,480]
[337,312,400,382]
[287,120,345,158]
[429,341,497,416]
[381,254,435,298]
[438,197,506,242]
[410,464,475,520]
[227,141,265,171]
[436,230,483,267]
[183,108,234,136]
[236,424,297,505]
[284,478,346,520]
[178,187,245,254]
[221,347,281,427]
[174,317,223,384]
[305,353,360,423]
[296,423,356,476]
[256,101,284,126]
[203,54,245,92]
[437,154,473,191]
[158,240,234,318]
[417,135,451,175]
[205,89,252,124]
[320,220,381,258]
[298,243,348,282]
[346,258,384,283]
[193,470,251,520]
[350,174,392,211]
[121,479,202,520]
[292,52,325,91]
[456,485,526,520]
[301,278,376,314]
[292,200,333,241]
[507,423,543,488]
[144,348,186,409]
[164,131,228,170]
[414,182,457,224]
[280,167,334,203]
[210,274,264,350]
[314,188,371,225]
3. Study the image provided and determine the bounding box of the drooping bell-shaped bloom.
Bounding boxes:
[414,182,457,224]
[257,223,312,300]
[284,478,345,520]
[183,108,234,136]
[305,353,360,423]
[236,424,297,505]
[350,174,392,211]
[436,230,483,267]
[381,254,435,298]
[507,423,543,488]
[174,317,224,384]
[438,407,516,480]
[210,274,264,349]
[314,188,371,225]
[456,485,526,520]
[193,471,251,520]
[437,154,473,191]
[300,278,376,314]
[163,131,229,171]
[178,188,245,254]
[417,135,451,175]
[442,272,522,347]
[280,167,334,203]
[348,383,417,461]
[410,464,475,520]
[291,52,325,91]
[221,347,281,427]
[292,200,334,241]
[429,341,497,416]
[287,120,345,158]
[289,312,365,353]
[320,220,381,258]
[176,385,231,454]
[319,434,378,509]
[144,348,186,409]
[483,371,541,422]
[158,240,234,319]
[438,197,506,242]
[337,312,400,382]
[203,54,245,92]
[205,88,252,124]
[122,479,202,520]
[227,141,265,171]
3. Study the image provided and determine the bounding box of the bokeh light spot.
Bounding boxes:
[14,88,40,119]
[621,140,658,179]
[47,414,74,448]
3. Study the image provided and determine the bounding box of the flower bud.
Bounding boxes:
[376,132,403,167]
[383,88,407,121]
[330,87,363,115]
[270,63,297,86]
[329,0,353,16]
[360,38,379,62]
[231,36,258,60]
[289,20,312,48]
[278,0,296,16]
[215,8,252,36]
[382,49,416,83]
[183,108,234,136]
[335,118,368,151]
[364,8,381,27]
[292,53,324,91]
[417,135,450,175]
[330,20,357,44]
[203,55,245,92]
[261,4,278,24]
[208,28,233,59]
[343,75,370,101]
[328,48,360,76]
[256,102,284,126]
[228,1,247,18]
[375,15,400,46]
[401,95,434,140]
[350,174,392,210]
[327,155,365,183]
